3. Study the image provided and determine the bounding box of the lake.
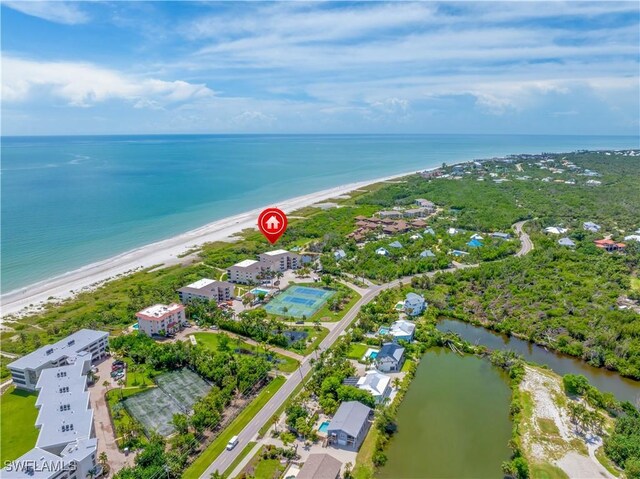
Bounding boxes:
[378,348,512,479]
[437,318,640,404]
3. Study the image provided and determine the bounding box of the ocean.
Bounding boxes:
[1,134,638,293]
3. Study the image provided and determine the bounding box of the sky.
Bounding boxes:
[1,1,639,136]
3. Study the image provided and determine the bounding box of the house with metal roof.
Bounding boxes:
[376,247,390,256]
[7,329,108,392]
[327,401,372,451]
[491,232,511,240]
[388,319,416,342]
[334,249,347,261]
[389,241,403,249]
[375,343,405,372]
[357,371,392,403]
[297,454,342,479]
[583,221,601,233]
[404,292,426,316]
[420,249,436,258]
[558,237,576,247]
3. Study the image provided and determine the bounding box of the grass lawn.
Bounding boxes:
[529,462,570,479]
[193,333,299,373]
[122,358,154,388]
[594,446,622,477]
[352,423,379,479]
[298,326,330,356]
[0,387,39,463]
[183,375,286,479]
[347,343,370,360]
[253,458,285,479]
[401,359,414,372]
[631,276,640,292]
[223,441,256,478]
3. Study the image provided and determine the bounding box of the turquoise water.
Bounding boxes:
[2,134,638,293]
[318,421,330,433]
[378,327,390,335]
[249,288,271,295]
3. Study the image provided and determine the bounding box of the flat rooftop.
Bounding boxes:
[263,249,289,256]
[7,329,108,371]
[136,303,184,321]
[185,278,217,289]
[234,259,259,267]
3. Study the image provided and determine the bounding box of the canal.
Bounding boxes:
[437,317,640,404]
[378,348,512,479]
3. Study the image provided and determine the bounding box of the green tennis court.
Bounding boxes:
[265,285,334,318]
[123,368,211,436]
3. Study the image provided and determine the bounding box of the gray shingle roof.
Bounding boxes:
[297,454,342,479]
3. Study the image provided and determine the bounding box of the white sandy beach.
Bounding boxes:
[0,169,422,320]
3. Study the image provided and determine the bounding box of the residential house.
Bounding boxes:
[424,227,436,235]
[404,292,426,316]
[356,371,392,404]
[334,249,347,261]
[467,238,483,248]
[136,303,187,337]
[376,247,390,256]
[447,227,459,235]
[583,222,601,233]
[594,239,626,252]
[491,232,511,240]
[420,249,436,258]
[410,219,428,228]
[177,278,234,304]
[376,343,405,372]
[7,329,108,392]
[389,319,416,342]
[623,235,640,243]
[389,241,403,249]
[327,401,372,451]
[451,250,469,257]
[470,233,484,240]
[409,233,422,241]
[558,237,576,247]
[544,226,568,235]
[297,454,342,479]
[586,180,602,186]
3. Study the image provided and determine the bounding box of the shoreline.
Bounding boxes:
[0,168,422,319]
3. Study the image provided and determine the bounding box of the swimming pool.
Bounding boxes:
[250,288,271,295]
[378,327,390,335]
[133,323,139,330]
[363,348,380,361]
[318,421,330,434]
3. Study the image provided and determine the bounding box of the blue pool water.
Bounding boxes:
[250,288,271,295]
[369,351,379,359]
[379,327,390,335]
[318,421,330,433]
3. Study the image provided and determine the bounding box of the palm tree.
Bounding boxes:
[98,452,109,477]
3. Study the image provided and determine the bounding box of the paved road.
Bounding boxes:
[514,220,534,256]
[200,224,534,477]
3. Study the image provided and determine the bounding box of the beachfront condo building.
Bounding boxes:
[136,303,187,337]
[3,351,100,479]
[258,249,300,272]
[7,329,108,392]
[177,278,234,304]
[227,249,300,284]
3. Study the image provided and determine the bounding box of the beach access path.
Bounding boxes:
[199,222,533,477]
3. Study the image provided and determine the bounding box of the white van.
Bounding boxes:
[226,435,239,450]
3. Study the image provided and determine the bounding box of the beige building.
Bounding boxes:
[177,278,233,304]
[136,303,186,337]
[227,250,300,284]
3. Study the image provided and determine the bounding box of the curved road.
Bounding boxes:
[200,222,533,477]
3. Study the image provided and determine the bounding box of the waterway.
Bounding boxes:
[437,318,640,404]
[378,348,512,479]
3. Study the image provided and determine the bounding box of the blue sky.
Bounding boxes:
[1,1,639,135]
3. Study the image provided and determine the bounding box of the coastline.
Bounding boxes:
[0,168,421,319]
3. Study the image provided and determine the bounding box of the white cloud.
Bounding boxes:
[3,1,89,25]
[2,56,214,108]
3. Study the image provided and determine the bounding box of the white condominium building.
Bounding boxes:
[136,303,187,337]
[7,329,108,392]
[177,278,234,304]
[258,249,300,272]
[3,351,99,479]
[227,249,300,284]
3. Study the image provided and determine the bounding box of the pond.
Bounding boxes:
[378,348,512,479]
[437,318,640,404]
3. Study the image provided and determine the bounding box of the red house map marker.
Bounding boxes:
[258,207,288,244]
